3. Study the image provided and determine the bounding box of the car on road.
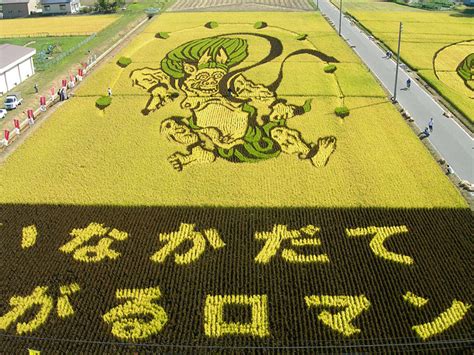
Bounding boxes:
[0,109,6,119]
[4,93,23,110]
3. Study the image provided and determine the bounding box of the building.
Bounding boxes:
[463,0,474,5]
[0,44,36,95]
[41,0,80,14]
[1,0,39,18]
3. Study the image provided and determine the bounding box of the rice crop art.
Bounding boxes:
[0,11,472,352]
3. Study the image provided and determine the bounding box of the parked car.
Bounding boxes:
[0,109,6,119]
[4,93,23,110]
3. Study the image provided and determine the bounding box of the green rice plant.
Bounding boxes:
[324,64,337,73]
[205,21,219,29]
[155,32,170,39]
[335,106,350,118]
[96,96,112,110]
[117,57,132,68]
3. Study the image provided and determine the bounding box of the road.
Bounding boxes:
[314,0,474,182]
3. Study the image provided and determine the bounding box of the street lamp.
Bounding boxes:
[393,22,403,102]
[339,0,343,36]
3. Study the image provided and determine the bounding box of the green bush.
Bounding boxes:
[335,106,350,118]
[324,64,337,73]
[205,21,218,29]
[96,96,112,110]
[296,34,308,40]
[254,21,268,29]
[155,32,169,39]
[117,56,132,68]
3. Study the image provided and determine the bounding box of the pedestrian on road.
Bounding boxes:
[406,78,411,89]
[34,83,38,93]
[428,117,434,132]
[446,164,453,175]
[386,50,392,59]
[108,87,112,97]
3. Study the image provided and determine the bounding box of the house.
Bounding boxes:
[0,44,36,95]
[41,0,80,14]
[1,0,39,18]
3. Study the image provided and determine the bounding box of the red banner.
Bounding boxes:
[4,130,10,141]
[14,119,20,129]
[27,109,34,119]
[40,96,46,105]
[62,79,67,87]
[78,68,83,76]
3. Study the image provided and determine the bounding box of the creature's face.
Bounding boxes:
[183,64,226,96]
[161,119,198,145]
[271,127,307,155]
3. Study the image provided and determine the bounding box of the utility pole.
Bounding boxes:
[393,22,403,102]
[338,0,343,36]
[316,0,319,10]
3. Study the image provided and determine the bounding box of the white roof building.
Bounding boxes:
[0,44,36,95]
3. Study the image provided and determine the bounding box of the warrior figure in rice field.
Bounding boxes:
[130,35,337,171]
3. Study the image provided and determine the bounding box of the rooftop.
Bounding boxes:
[0,44,36,73]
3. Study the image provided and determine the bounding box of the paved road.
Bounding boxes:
[314,0,474,182]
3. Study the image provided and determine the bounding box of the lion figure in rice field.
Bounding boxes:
[130,35,337,171]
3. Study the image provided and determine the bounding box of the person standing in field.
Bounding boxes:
[428,117,434,132]
[108,88,112,97]
[34,83,38,93]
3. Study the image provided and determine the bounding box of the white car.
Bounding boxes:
[0,109,6,119]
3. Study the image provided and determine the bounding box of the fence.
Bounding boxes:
[37,33,97,70]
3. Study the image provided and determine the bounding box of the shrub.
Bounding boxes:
[155,32,169,39]
[96,96,112,110]
[324,64,337,73]
[335,106,350,118]
[254,21,268,29]
[117,57,132,68]
[205,21,218,29]
[296,34,308,40]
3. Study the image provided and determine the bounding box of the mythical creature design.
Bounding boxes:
[131,35,337,171]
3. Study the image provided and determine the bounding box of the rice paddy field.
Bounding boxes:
[344,2,474,122]
[0,15,120,37]
[0,10,472,353]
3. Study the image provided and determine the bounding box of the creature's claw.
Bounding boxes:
[168,153,185,172]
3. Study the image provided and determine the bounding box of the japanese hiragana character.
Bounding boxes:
[59,223,128,262]
[402,291,471,340]
[305,295,371,336]
[103,287,168,340]
[150,223,225,265]
[345,226,413,265]
[0,283,80,334]
[255,224,329,264]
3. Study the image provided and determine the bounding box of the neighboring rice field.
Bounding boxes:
[345,5,474,121]
[0,15,120,37]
